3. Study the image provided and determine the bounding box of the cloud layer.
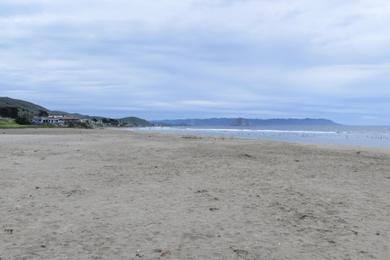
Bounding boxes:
[1,0,390,124]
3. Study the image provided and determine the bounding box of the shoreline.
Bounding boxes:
[3,126,390,152]
[117,127,390,154]
[3,127,390,155]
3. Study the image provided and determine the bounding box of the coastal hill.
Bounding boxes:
[0,96,48,115]
[0,97,151,127]
[118,117,152,127]
[155,118,340,127]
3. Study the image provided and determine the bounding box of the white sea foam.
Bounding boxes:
[140,127,337,135]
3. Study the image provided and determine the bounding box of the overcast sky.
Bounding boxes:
[1,0,390,124]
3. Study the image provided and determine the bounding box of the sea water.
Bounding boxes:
[129,125,390,148]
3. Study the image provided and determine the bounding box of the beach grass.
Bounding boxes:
[0,119,54,129]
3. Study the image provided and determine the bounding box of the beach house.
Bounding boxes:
[32,115,81,126]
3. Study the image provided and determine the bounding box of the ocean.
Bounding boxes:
[129,125,390,148]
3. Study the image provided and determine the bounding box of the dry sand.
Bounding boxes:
[0,128,389,260]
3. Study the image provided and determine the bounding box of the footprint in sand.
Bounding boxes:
[3,225,14,235]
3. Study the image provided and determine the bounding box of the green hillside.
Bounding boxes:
[0,118,26,128]
[0,97,48,115]
[0,118,54,128]
[118,117,153,127]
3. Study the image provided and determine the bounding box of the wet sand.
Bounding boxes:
[0,128,389,259]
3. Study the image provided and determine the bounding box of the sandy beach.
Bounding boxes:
[0,128,389,260]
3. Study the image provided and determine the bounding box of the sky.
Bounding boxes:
[1,0,390,124]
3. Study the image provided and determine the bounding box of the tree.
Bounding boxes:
[15,116,31,125]
[38,110,49,117]
[0,107,19,118]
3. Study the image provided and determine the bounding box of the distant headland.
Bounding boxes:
[154,118,341,127]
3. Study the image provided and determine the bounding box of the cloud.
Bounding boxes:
[0,0,390,124]
[287,64,390,95]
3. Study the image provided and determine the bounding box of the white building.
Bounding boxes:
[32,115,80,125]
[32,116,62,125]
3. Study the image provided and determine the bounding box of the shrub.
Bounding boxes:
[15,116,31,125]
[0,107,19,118]
[38,110,49,117]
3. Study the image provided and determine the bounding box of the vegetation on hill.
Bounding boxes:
[0,97,49,124]
[88,117,152,127]
[0,97,48,115]
[118,117,152,127]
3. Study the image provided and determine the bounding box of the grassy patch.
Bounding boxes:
[0,119,25,128]
[0,119,55,129]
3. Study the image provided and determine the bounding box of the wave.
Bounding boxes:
[141,127,338,135]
